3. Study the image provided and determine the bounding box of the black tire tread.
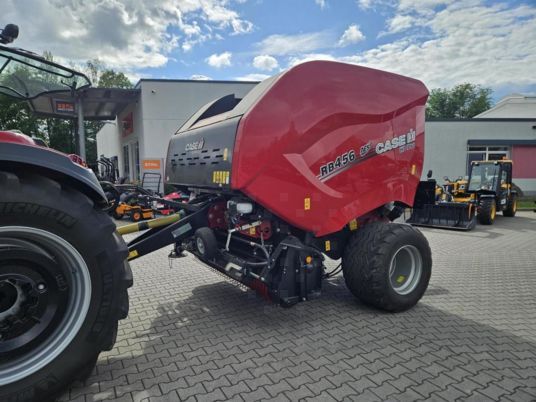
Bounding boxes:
[503,195,516,217]
[342,222,431,312]
[0,170,132,401]
[195,227,218,260]
[478,198,496,225]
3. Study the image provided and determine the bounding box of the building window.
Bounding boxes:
[123,144,130,179]
[467,145,510,174]
[134,141,140,182]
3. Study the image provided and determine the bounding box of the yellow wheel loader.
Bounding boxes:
[407,160,516,229]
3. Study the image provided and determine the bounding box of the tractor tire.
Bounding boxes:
[503,195,517,217]
[478,198,496,225]
[342,222,432,312]
[0,170,132,402]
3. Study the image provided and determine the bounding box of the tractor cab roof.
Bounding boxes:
[0,45,90,100]
[471,159,513,166]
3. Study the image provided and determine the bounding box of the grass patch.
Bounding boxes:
[518,197,536,209]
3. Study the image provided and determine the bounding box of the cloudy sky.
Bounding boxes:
[4,0,535,100]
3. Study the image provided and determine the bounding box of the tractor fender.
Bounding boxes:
[0,142,107,207]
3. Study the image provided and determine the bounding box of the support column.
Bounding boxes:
[77,96,86,160]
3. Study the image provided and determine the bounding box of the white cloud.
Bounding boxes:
[2,0,253,71]
[206,52,232,68]
[288,53,336,67]
[272,1,535,94]
[252,55,279,71]
[256,32,333,56]
[235,73,270,81]
[356,0,372,9]
[356,0,393,10]
[338,25,365,46]
[383,14,416,35]
[315,0,327,9]
[341,2,536,89]
[397,0,456,15]
[190,74,212,80]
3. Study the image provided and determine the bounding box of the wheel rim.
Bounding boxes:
[196,237,206,255]
[388,245,423,295]
[491,203,496,220]
[0,226,91,386]
[513,199,517,213]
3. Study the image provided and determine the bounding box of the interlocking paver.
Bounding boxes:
[60,212,536,401]
[221,381,251,398]
[237,387,271,401]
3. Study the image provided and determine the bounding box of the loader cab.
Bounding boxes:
[467,160,511,195]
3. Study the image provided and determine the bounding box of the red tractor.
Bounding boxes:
[0,25,431,401]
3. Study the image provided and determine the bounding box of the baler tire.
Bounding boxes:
[342,222,431,312]
[194,227,218,261]
[478,198,496,225]
[0,170,132,402]
[503,195,517,217]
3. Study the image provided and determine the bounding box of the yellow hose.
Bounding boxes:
[116,212,183,235]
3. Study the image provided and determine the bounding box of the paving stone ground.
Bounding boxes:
[61,211,536,401]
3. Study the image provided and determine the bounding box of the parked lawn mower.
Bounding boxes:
[407,159,517,229]
[113,193,155,222]
[0,28,433,402]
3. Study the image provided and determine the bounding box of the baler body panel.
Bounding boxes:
[166,61,428,236]
[231,62,428,236]
[166,116,240,190]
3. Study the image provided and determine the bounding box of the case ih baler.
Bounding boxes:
[0,35,431,402]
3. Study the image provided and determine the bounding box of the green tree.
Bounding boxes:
[0,95,41,136]
[98,70,133,89]
[426,83,493,119]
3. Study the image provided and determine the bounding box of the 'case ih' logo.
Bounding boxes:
[185,138,205,151]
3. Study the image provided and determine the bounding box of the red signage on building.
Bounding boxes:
[122,112,133,137]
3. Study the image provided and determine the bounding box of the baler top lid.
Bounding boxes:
[176,72,282,134]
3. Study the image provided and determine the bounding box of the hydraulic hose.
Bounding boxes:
[116,212,183,235]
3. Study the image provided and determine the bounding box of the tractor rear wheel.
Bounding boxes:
[0,170,132,402]
[342,222,432,312]
[478,198,496,224]
[503,195,517,217]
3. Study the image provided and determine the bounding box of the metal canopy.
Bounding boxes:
[28,87,140,121]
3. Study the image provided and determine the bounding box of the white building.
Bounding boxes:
[475,94,536,118]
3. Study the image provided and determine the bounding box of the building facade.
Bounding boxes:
[423,119,536,195]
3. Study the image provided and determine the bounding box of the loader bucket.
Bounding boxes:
[407,202,476,230]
